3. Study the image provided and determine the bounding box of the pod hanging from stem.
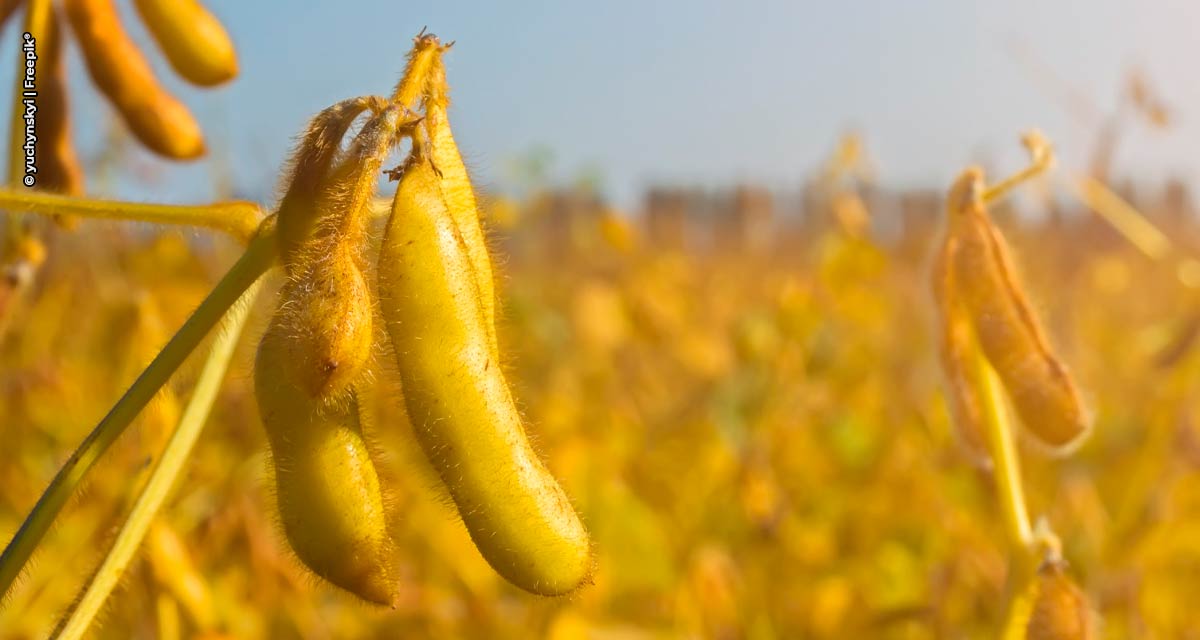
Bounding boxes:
[938,132,1091,454]
[379,151,592,596]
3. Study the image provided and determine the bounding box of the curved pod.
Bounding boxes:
[947,169,1090,451]
[255,330,397,605]
[379,158,591,596]
[425,56,497,352]
[931,234,991,468]
[65,0,204,159]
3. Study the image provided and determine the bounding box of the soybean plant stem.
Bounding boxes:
[0,189,264,243]
[1071,175,1171,260]
[971,345,1033,550]
[0,224,276,601]
[55,278,262,640]
[983,132,1053,205]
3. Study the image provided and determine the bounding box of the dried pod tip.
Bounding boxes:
[392,30,444,107]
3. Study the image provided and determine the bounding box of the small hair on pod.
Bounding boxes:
[422,50,498,353]
[930,233,991,469]
[391,29,443,109]
[252,104,414,605]
[275,96,388,267]
[946,168,1091,453]
[273,105,415,397]
[64,0,205,159]
[132,0,238,87]
[379,153,592,596]
[255,330,398,606]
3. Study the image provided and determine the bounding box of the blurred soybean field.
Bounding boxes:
[2,3,1200,637]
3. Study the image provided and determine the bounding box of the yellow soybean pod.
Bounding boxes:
[255,329,397,606]
[930,234,991,468]
[65,0,205,159]
[379,157,591,596]
[273,241,374,397]
[275,96,386,268]
[947,169,1091,452]
[425,55,497,351]
[133,0,238,87]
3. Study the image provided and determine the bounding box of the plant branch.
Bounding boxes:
[970,344,1033,550]
[0,189,264,243]
[1071,174,1171,260]
[55,277,262,639]
[0,221,276,600]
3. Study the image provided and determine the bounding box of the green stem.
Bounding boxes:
[0,189,263,243]
[55,278,262,639]
[0,224,276,599]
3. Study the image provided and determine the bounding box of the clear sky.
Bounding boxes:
[8,0,1200,210]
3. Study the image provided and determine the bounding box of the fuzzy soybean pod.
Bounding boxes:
[34,6,84,201]
[931,234,991,468]
[380,157,592,596]
[65,0,205,159]
[273,241,375,398]
[255,330,397,606]
[425,54,497,351]
[947,169,1091,452]
[132,0,237,87]
[274,96,387,267]
[274,106,408,396]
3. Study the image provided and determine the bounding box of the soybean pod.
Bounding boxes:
[379,156,591,596]
[133,0,238,87]
[255,331,397,605]
[65,0,205,159]
[947,169,1091,452]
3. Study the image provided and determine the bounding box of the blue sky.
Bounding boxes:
[6,0,1199,210]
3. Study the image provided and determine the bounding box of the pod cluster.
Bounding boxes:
[254,34,592,605]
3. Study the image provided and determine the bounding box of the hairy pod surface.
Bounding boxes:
[931,235,990,468]
[275,96,386,266]
[133,0,237,87]
[380,157,591,596]
[272,106,409,395]
[391,32,442,109]
[65,0,205,159]
[255,330,397,605]
[947,169,1091,451]
[34,6,84,205]
[271,242,374,398]
[425,54,497,352]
